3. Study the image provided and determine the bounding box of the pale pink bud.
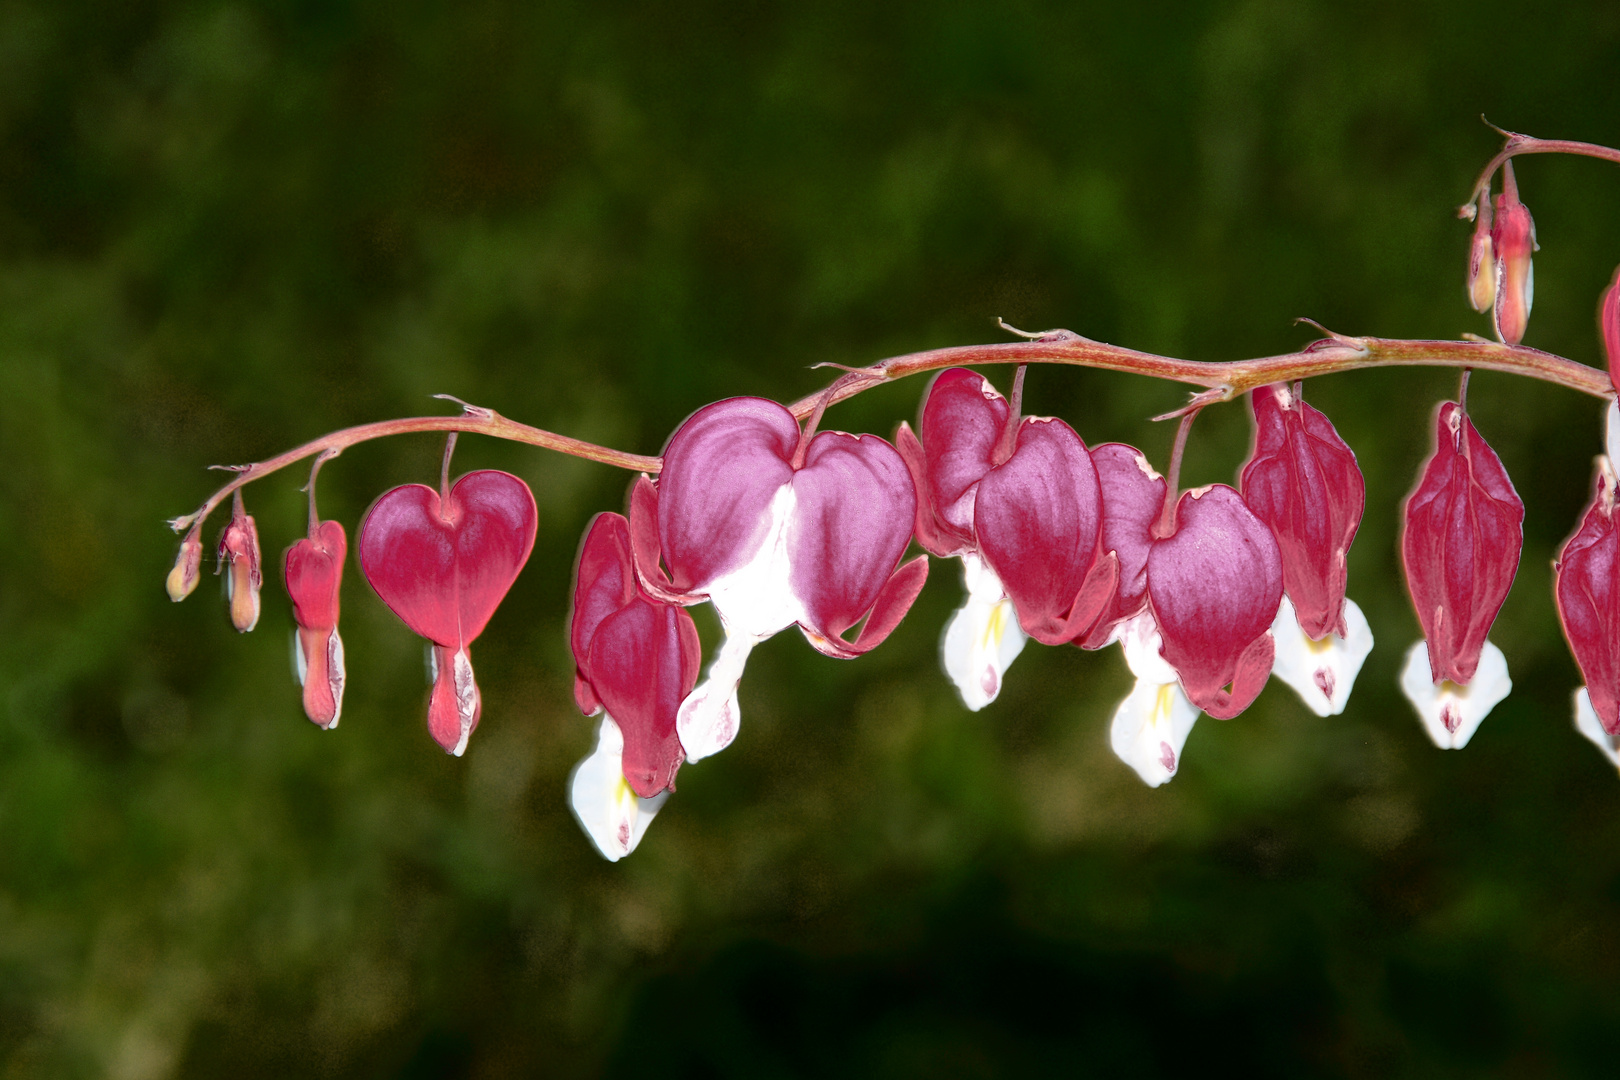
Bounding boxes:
[217,493,262,633]
[1466,191,1495,313]
[166,527,203,601]
[1490,162,1537,345]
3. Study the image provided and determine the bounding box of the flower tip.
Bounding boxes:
[1399,639,1511,749]
[1574,687,1620,770]
[569,715,668,861]
[166,533,203,601]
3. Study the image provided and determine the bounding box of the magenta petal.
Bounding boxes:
[657,397,799,592]
[1148,485,1283,718]
[1079,442,1166,648]
[571,513,638,695]
[788,431,918,642]
[627,475,688,604]
[285,519,347,632]
[359,470,539,647]
[1400,402,1524,685]
[1556,467,1620,735]
[919,368,1009,542]
[896,422,966,558]
[974,417,1103,646]
[586,600,699,798]
[808,554,931,659]
[1240,384,1365,640]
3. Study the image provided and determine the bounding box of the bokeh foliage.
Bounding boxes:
[2,0,1620,1075]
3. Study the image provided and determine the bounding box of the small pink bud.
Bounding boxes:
[1400,402,1524,685]
[285,519,347,729]
[217,493,262,633]
[166,527,203,601]
[1466,191,1495,314]
[1600,265,1620,397]
[1490,162,1537,345]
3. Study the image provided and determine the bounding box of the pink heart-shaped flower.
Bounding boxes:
[359,470,539,649]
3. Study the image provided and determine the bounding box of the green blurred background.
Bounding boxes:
[3,1,1620,1075]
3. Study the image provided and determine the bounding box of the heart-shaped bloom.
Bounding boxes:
[897,369,1117,709]
[1400,402,1523,687]
[359,470,538,756]
[1555,407,1620,740]
[1491,161,1537,345]
[1602,265,1620,397]
[633,397,927,761]
[1147,485,1283,720]
[1108,612,1201,787]
[217,492,262,633]
[569,512,700,860]
[284,519,347,729]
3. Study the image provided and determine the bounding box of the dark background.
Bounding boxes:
[3,1,1620,1076]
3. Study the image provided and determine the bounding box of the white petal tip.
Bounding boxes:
[569,715,668,861]
[941,561,1027,712]
[1574,688,1620,769]
[1270,596,1374,717]
[1399,639,1511,750]
[1110,676,1200,787]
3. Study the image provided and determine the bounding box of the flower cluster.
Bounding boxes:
[163,129,1620,863]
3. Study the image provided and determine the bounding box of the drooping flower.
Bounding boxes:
[1108,612,1201,787]
[631,397,927,760]
[1147,484,1283,719]
[167,525,203,602]
[1491,160,1537,345]
[359,470,538,756]
[1076,442,1167,650]
[217,491,262,633]
[1555,409,1620,741]
[569,512,700,860]
[284,518,347,729]
[1400,401,1524,686]
[1239,383,1365,641]
[895,368,1116,709]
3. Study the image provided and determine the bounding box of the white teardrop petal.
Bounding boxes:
[677,629,755,763]
[940,554,1027,711]
[1399,639,1511,750]
[1109,674,1200,788]
[568,714,669,862]
[1269,596,1374,717]
[1574,687,1620,770]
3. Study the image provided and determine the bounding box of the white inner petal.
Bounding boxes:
[449,647,479,758]
[940,553,1028,712]
[327,628,346,728]
[1399,639,1512,750]
[568,714,669,862]
[677,628,756,763]
[1109,674,1200,788]
[1116,611,1179,686]
[1574,687,1620,770]
[1606,399,1620,472]
[1269,596,1374,717]
[702,483,802,640]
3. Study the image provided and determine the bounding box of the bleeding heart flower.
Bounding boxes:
[284,519,347,729]
[217,491,262,633]
[1108,612,1200,787]
[1239,383,1365,641]
[1077,441,1168,650]
[896,368,1117,709]
[1491,161,1537,345]
[1147,485,1283,720]
[1466,189,1496,314]
[1400,401,1523,689]
[167,526,203,602]
[359,469,538,756]
[568,512,700,860]
[1602,265,1620,397]
[632,397,927,761]
[1555,410,1620,739]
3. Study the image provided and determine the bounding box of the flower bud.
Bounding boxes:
[217,493,262,633]
[166,527,203,601]
[1490,162,1537,345]
[285,519,347,728]
[1466,191,1495,314]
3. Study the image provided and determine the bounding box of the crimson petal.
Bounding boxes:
[1078,442,1166,649]
[1400,402,1524,685]
[918,368,1009,544]
[656,397,798,592]
[1148,485,1283,719]
[359,470,538,648]
[1239,384,1365,640]
[1556,464,1620,735]
[974,417,1104,646]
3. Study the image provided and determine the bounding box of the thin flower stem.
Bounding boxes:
[1462,134,1620,212]
[440,433,458,505]
[1154,407,1203,539]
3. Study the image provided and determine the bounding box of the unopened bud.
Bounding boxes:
[1466,191,1495,313]
[166,528,203,601]
[1601,264,1620,396]
[217,492,262,633]
[1491,162,1537,345]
